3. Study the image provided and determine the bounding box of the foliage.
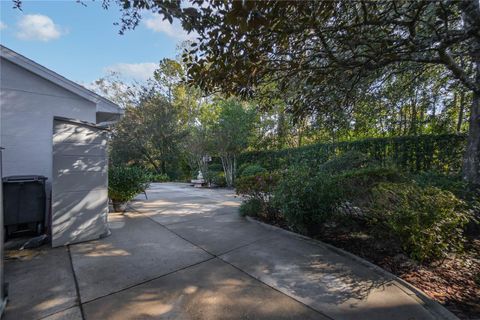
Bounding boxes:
[238,164,267,177]
[239,134,467,175]
[335,166,406,198]
[272,167,340,235]
[153,58,183,103]
[108,166,149,202]
[208,163,223,172]
[368,183,472,262]
[146,172,169,183]
[236,172,279,220]
[205,170,226,187]
[318,151,373,174]
[239,199,263,217]
[110,89,187,177]
[210,99,256,186]
[413,171,471,197]
[183,126,211,179]
[12,1,480,184]
[85,0,480,186]
[88,71,138,109]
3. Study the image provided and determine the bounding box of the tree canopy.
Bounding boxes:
[14,0,478,184]
[78,0,479,184]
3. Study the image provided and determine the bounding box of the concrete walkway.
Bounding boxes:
[4,183,456,320]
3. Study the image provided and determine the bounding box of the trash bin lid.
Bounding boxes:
[2,175,48,183]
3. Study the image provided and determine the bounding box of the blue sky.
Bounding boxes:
[0,0,193,84]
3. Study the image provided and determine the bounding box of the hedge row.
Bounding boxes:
[239,134,467,174]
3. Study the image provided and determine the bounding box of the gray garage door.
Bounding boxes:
[51,117,110,247]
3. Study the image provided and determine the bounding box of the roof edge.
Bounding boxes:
[54,116,109,131]
[1,45,122,115]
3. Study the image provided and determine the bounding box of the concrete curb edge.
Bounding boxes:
[245,216,459,320]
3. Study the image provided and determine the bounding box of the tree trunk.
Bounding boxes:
[463,89,480,186]
[221,155,234,187]
[460,0,480,186]
[457,91,465,133]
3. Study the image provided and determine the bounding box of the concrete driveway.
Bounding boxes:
[4,183,456,320]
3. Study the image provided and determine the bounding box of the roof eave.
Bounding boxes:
[0,45,122,115]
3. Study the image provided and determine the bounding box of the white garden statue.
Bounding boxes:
[191,170,205,187]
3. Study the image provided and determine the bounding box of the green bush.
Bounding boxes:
[108,166,150,202]
[204,165,227,187]
[236,172,279,219]
[319,151,373,174]
[238,133,466,174]
[273,167,343,235]
[368,182,472,262]
[334,166,406,199]
[413,171,469,197]
[147,172,169,182]
[272,165,405,235]
[212,171,227,187]
[208,163,223,172]
[239,198,263,217]
[239,164,267,177]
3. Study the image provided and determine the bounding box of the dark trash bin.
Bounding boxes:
[2,175,47,239]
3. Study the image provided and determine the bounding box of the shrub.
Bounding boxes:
[211,171,227,187]
[239,198,262,217]
[208,163,223,172]
[204,165,227,187]
[272,165,405,235]
[368,182,472,262]
[238,133,466,174]
[108,166,150,202]
[334,166,406,199]
[319,151,372,174]
[413,171,469,197]
[147,172,169,182]
[236,172,279,219]
[273,167,343,235]
[239,164,267,177]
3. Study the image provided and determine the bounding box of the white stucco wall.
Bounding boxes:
[0,57,97,181]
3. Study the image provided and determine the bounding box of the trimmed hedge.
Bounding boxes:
[239,134,466,174]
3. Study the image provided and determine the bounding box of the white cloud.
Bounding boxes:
[16,14,64,41]
[0,21,7,31]
[104,62,157,82]
[144,15,197,41]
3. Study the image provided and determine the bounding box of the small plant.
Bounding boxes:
[368,182,472,262]
[108,166,149,211]
[236,172,279,220]
[239,198,263,217]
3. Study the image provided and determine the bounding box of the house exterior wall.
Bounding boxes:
[0,57,97,182]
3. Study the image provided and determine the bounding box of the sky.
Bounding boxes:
[0,0,195,85]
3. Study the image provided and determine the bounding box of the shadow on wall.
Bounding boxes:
[51,119,109,247]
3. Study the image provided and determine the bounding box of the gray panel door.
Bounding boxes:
[51,119,110,247]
